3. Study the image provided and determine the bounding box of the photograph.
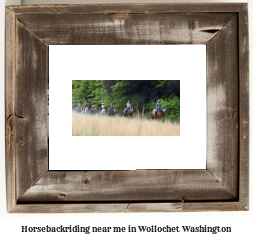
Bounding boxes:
[3,1,250,222]
[72,80,180,136]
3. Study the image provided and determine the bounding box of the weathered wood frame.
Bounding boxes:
[5,4,249,213]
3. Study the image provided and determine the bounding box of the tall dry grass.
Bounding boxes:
[72,113,180,136]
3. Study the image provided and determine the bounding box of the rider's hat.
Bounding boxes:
[158,100,160,103]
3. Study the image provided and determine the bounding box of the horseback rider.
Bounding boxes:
[99,103,105,112]
[155,100,162,117]
[83,103,87,111]
[77,104,81,109]
[109,103,113,114]
[125,101,131,115]
[90,103,95,111]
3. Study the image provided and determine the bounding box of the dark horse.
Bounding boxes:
[108,109,116,117]
[123,108,133,118]
[77,107,83,113]
[152,108,166,122]
[90,108,96,115]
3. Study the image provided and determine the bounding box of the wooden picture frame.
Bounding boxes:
[5,3,249,213]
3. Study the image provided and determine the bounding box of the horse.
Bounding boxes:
[83,107,89,113]
[90,108,96,115]
[123,108,133,118]
[100,108,106,115]
[77,107,83,113]
[108,109,116,117]
[152,107,166,122]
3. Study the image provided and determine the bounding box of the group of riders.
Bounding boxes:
[77,102,114,114]
[77,100,163,117]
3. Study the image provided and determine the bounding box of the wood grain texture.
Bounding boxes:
[206,16,239,198]
[238,4,249,209]
[10,202,247,213]
[15,20,48,200]
[16,13,235,45]
[5,7,16,212]
[18,170,236,202]
[7,3,246,15]
[125,202,248,213]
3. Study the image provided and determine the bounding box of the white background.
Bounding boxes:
[1,0,252,238]
[49,45,206,170]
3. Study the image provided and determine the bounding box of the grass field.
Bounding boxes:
[72,113,180,136]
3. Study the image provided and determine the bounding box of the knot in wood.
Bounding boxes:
[84,179,90,184]
[57,193,66,199]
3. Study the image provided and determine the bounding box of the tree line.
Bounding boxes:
[72,80,180,121]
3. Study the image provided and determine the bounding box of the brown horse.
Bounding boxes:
[152,108,166,122]
[123,108,133,118]
[108,109,116,117]
[77,107,82,113]
[90,108,96,115]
